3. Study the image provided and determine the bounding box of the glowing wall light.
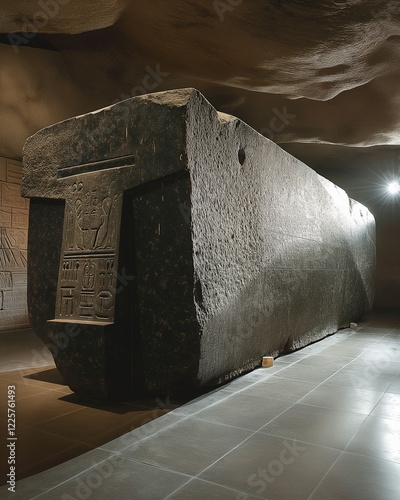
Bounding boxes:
[387,181,400,194]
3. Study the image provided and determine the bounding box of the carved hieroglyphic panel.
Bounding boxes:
[0,158,29,331]
[54,179,123,324]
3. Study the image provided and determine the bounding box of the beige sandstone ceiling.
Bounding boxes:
[1,0,400,174]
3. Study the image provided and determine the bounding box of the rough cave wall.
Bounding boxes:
[22,89,376,399]
[0,156,29,331]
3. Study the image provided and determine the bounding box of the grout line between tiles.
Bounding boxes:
[306,449,345,500]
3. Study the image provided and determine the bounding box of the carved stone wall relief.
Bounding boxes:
[0,157,29,331]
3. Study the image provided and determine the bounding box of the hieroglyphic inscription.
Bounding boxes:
[54,179,123,323]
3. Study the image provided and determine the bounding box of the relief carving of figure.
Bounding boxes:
[75,199,85,250]
[94,197,112,249]
[104,194,120,249]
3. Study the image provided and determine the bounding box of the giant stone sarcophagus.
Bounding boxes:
[22,89,375,401]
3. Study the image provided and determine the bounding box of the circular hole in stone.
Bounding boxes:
[238,148,246,166]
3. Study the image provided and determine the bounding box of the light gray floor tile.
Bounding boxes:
[309,452,400,500]
[370,393,400,420]
[261,403,366,450]
[294,353,353,368]
[195,393,291,431]
[200,433,340,500]
[245,376,318,403]
[317,342,369,358]
[120,417,252,476]
[34,457,189,500]
[340,359,400,378]
[386,378,400,395]
[356,346,400,364]
[346,415,400,463]
[273,363,340,383]
[325,369,395,392]
[299,383,384,415]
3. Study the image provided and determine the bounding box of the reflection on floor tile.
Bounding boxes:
[261,403,366,450]
[299,383,383,415]
[346,415,400,463]
[370,392,400,420]
[387,378,400,395]
[325,369,395,393]
[343,359,400,377]
[309,452,400,500]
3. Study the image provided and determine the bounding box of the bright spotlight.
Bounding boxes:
[387,181,400,194]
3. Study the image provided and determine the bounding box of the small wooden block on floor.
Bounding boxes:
[262,356,274,368]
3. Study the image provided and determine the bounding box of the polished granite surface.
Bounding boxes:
[1,312,400,499]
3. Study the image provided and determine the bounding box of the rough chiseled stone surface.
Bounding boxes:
[22,88,376,400]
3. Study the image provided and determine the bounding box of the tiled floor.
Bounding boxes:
[1,312,400,499]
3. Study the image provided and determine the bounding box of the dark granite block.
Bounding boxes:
[22,89,375,400]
